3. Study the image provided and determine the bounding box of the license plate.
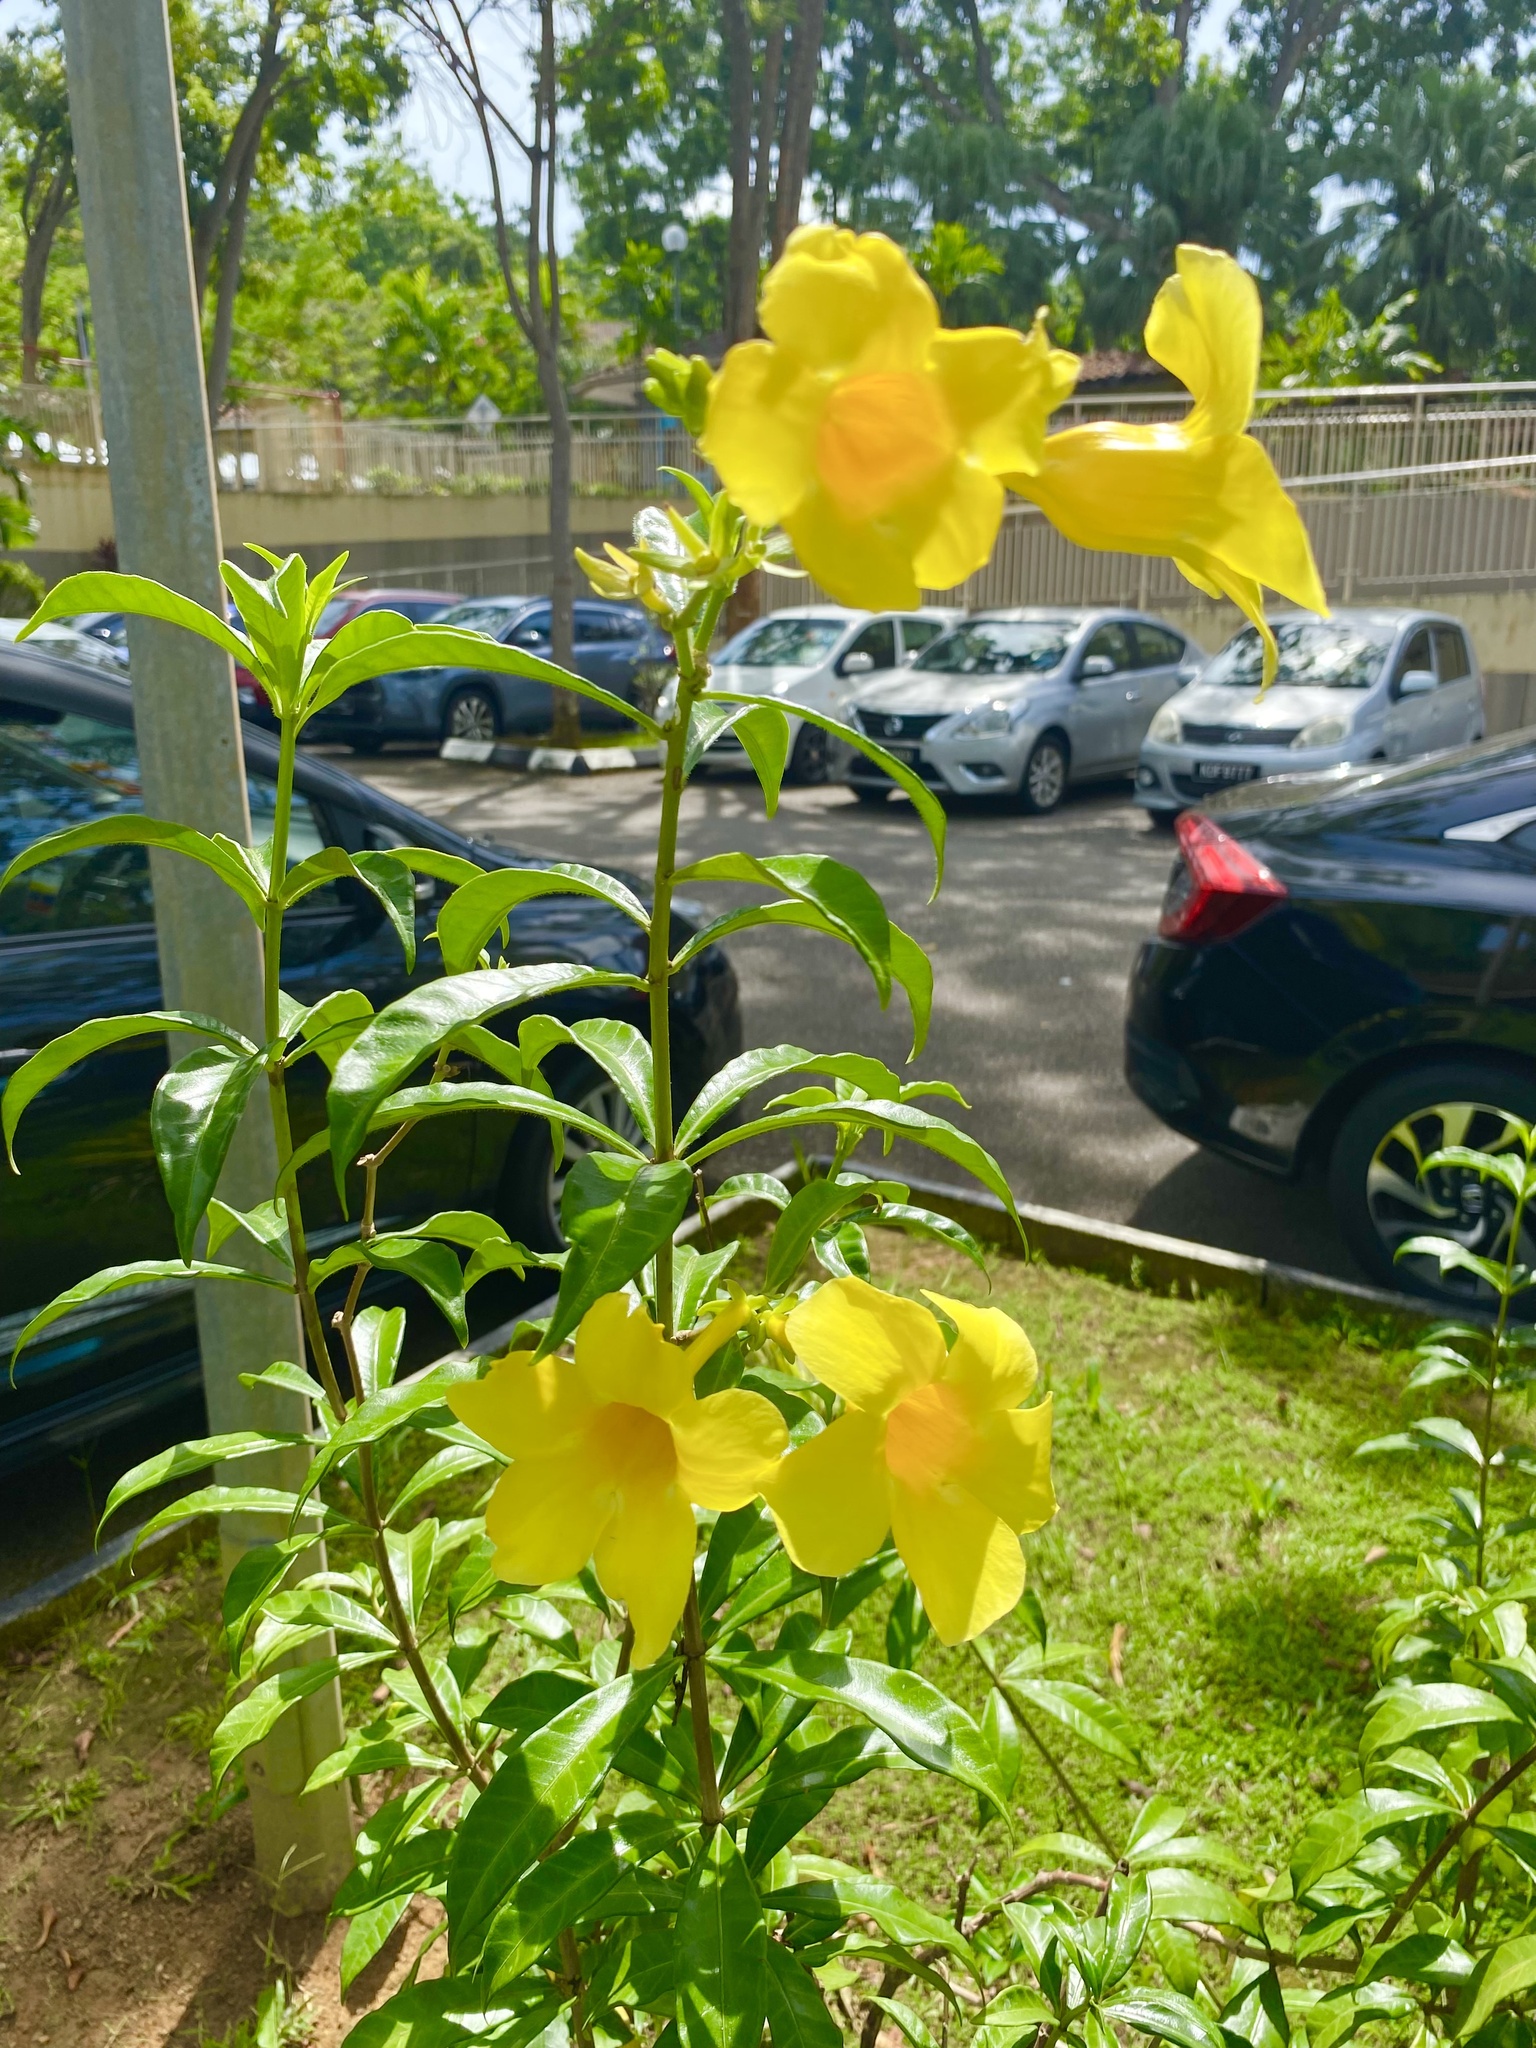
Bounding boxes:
[885,744,919,765]
[1192,760,1260,784]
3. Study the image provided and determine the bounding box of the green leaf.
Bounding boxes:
[1145,1868,1263,1939]
[340,1894,414,1997]
[210,1657,348,1786]
[1361,1682,1518,1759]
[99,1431,304,1532]
[875,1201,988,1273]
[436,863,649,973]
[363,1080,642,1164]
[310,1235,468,1345]
[1411,1416,1486,1464]
[866,1997,939,2048]
[1361,1933,1475,1988]
[483,1829,625,1987]
[152,1044,266,1263]
[327,964,643,1183]
[207,1197,294,1267]
[735,704,791,817]
[765,1858,970,1958]
[447,1669,672,1969]
[389,1443,499,1525]
[716,1647,1006,1809]
[288,987,374,1073]
[1396,1236,1517,1293]
[297,1358,480,1508]
[0,814,265,919]
[1289,1789,1449,1897]
[342,1980,566,2048]
[354,1303,407,1398]
[1004,1678,1143,1766]
[677,1827,767,2048]
[710,690,946,895]
[283,847,417,971]
[711,1172,793,1210]
[741,1729,910,1869]
[763,1938,840,2048]
[567,1017,656,1146]
[765,1178,891,1293]
[12,1258,289,1363]
[478,1668,594,1740]
[542,1156,694,1355]
[1103,1991,1229,2048]
[1103,1871,1152,1988]
[23,569,253,666]
[675,1045,827,1153]
[2,1010,251,1168]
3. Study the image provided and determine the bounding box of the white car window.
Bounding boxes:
[725,618,847,667]
[915,622,1070,675]
[1205,622,1393,690]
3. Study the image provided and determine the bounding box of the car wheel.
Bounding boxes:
[443,686,500,745]
[1146,808,1178,833]
[851,783,890,807]
[1328,1058,1536,1303]
[786,722,830,786]
[1018,734,1068,815]
[496,1056,648,1253]
[349,734,386,757]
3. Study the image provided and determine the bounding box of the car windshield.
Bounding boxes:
[1205,622,1393,690]
[915,622,1070,676]
[316,596,356,634]
[438,601,521,636]
[722,618,846,667]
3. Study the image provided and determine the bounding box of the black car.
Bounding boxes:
[1125,735,1536,1302]
[301,595,674,750]
[0,649,740,1471]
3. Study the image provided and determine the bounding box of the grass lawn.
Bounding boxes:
[0,1240,1459,2045]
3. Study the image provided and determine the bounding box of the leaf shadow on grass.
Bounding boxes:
[1198,1562,1380,1715]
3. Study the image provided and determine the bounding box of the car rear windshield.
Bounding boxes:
[723,618,847,667]
[915,622,1069,675]
[1205,622,1393,690]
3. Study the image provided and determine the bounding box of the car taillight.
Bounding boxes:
[1158,811,1287,944]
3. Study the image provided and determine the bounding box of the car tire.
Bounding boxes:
[851,783,890,807]
[1328,1057,1536,1303]
[349,734,386,757]
[1018,733,1069,815]
[1146,808,1178,833]
[443,686,500,745]
[786,722,830,786]
[495,1054,648,1253]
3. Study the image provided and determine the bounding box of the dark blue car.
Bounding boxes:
[1125,734,1536,1303]
[302,595,674,750]
[0,647,740,1473]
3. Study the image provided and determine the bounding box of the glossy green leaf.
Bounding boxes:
[23,568,253,665]
[763,1938,840,2048]
[677,1827,767,2048]
[310,1235,468,1344]
[766,1857,969,1957]
[686,699,747,775]
[710,691,946,894]
[339,1894,413,1997]
[483,1828,625,1988]
[675,851,893,998]
[99,1430,305,1533]
[1145,1867,1263,1938]
[542,1155,694,1355]
[447,1668,671,1969]
[765,1178,892,1293]
[875,1201,989,1273]
[741,1729,910,1868]
[1289,1789,1448,1897]
[735,704,792,817]
[1103,1991,1230,2048]
[711,1172,793,1210]
[1453,1936,1536,2036]
[283,847,417,970]
[152,1044,266,1262]
[341,1977,565,2047]
[1005,1677,1143,1766]
[211,1656,352,1786]
[0,814,266,918]
[2,1010,251,1168]
[206,1196,293,1267]
[13,1258,290,1364]
[354,1303,407,1398]
[327,963,642,1182]
[436,862,649,973]
[1360,1682,1517,1759]
[296,1357,480,1509]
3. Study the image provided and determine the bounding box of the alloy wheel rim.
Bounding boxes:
[1028,744,1065,807]
[449,693,497,742]
[1366,1098,1536,1299]
[543,1081,647,1242]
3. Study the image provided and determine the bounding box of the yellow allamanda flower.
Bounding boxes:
[702,225,1078,611]
[448,1293,788,1666]
[1007,243,1327,684]
[762,1277,1055,1646]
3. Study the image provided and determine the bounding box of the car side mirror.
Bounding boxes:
[903,648,921,665]
[841,649,876,675]
[1080,654,1115,679]
[1398,667,1436,697]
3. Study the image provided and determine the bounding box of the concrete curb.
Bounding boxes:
[439,737,661,773]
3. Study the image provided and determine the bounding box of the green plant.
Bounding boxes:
[5,1765,103,1832]
[199,1979,314,2048]
[0,557,44,616]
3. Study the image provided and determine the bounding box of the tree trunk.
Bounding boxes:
[749,25,784,266]
[20,160,73,382]
[190,5,285,309]
[532,0,579,746]
[771,0,824,258]
[721,0,758,344]
[1153,0,1194,107]
[204,129,256,418]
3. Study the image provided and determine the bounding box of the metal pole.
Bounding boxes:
[56,0,352,1913]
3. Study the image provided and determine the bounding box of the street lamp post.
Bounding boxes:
[661,221,689,342]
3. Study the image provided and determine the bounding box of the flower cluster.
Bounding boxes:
[449,1276,1055,1662]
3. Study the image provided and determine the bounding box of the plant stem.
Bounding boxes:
[1376,1738,1536,1940]
[975,1653,1120,1860]
[681,1581,724,1828]
[1477,1145,1532,1586]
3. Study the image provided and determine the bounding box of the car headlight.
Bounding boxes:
[1148,703,1181,745]
[951,702,1013,737]
[1292,713,1350,749]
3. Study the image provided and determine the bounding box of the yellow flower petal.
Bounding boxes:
[762,225,937,373]
[574,1292,694,1419]
[700,339,823,527]
[961,1399,1056,1534]
[593,1475,696,1666]
[781,486,924,611]
[889,1477,1024,1646]
[484,1451,611,1586]
[911,459,1004,592]
[1145,243,1260,441]
[816,370,956,523]
[763,1407,891,1575]
[927,322,1079,478]
[448,1350,588,1460]
[672,1388,789,1511]
[923,1292,1038,1412]
[786,1275,944,1414]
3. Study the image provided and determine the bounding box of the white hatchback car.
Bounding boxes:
[1135,608,1485,819]
[696,605,958,784]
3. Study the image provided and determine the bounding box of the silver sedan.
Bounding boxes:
[845,608,1201,813]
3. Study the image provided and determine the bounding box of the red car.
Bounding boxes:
[235,586,462,731]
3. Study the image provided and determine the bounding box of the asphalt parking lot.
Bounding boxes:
[355,752,1362,1282]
